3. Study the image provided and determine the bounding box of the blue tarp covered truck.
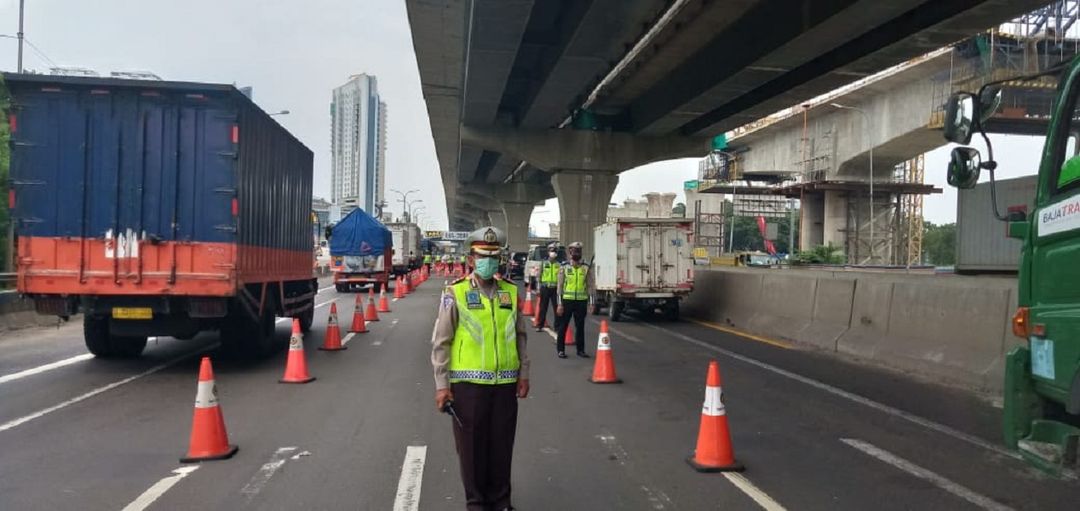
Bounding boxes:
[329,209,392,293]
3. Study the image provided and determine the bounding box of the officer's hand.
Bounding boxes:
[517,379,530,399]
[435,388,453,411]
[556,305,564,316]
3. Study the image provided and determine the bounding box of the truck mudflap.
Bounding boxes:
[1003,346,1080,476]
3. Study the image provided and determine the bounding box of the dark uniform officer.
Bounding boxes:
[555,241,593,358]
[431,226,530,511]
[534,243,561,332]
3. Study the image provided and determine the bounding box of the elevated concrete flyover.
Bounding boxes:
[406,0,1049,255]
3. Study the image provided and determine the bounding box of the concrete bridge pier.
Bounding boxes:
[552,170,619,258]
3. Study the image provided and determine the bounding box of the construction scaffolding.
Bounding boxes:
[900,155,926,266]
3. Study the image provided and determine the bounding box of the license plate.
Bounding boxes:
[112,307,153,320]
[1030,337,1055,380]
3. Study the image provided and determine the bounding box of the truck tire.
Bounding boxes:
[336,283,348,293]
[664,301,680,322]
[298,302,315,334]
[83,316,147,358]
[374,281,384,294]
[84,315,115,357]
[608,301,623,322]
[222,301,279,358]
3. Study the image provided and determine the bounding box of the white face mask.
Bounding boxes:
[548,252,556,260]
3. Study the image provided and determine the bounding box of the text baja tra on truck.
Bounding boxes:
[941,58,1080,475]
[7,73,317,358]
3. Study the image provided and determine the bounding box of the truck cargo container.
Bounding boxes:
[6,73,317,357]
[330,209,391,292]
[386,222,421,276]
[592,218,694,321]
[956,175,1037,273]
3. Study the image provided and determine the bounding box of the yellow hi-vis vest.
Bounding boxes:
[541,261,560,286]
[448,278,520,385]
[562,264,589,301]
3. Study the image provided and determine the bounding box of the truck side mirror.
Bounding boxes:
[947,147,981,189]
[978,85,1003,124]
[944,92,978,145]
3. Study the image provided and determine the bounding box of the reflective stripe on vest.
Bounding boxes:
[541,261,559,286]
[448,279,520,385]
[562,264,589,301]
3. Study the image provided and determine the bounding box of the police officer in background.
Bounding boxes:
[555,241,592,358]
[431,226,530,511]
[534,243,561,332]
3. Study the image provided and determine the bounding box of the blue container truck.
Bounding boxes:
[6,73,317,357]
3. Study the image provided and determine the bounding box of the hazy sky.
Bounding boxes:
[0,0,1047,236]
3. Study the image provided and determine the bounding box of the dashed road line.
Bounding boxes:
[392,445,427,511]
[596,432,673,510]
[241,446,299,503]
[722,472,788,511]
[0,354,95,386]
[0,343,218,434]
[120,466,200,511]
[640,322,1020,460]
[841,438,1013,511]
[341,332,357,347]
[276,298,338,324]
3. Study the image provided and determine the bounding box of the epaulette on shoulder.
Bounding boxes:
[448,275,468,286]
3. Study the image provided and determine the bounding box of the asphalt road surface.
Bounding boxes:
[1,278,1077,510]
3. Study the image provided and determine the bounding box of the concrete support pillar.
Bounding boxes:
[552,170,619,258]
[823,190,847,248]
[501,202,535,253]
[487,209,508,234]
[799,192,825,250]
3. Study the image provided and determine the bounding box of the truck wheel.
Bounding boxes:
[84,315,115,357]
[664,301,680,322]
[608,301,622,322]
[374,281,384,294]
[591,302,602,315]
[335,284,348,293]
[222,301,278,358]
[298,302,315,333]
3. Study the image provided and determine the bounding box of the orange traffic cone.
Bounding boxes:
[350,294,368,333]
[523,288,534,316]
[394,277,404,299]
[280,319,316,383]
[180,357,238,462]
[565,321,576,346]
[687,360,743,472]
[533,299,542,328]
[378,289,391,313]
[589,320,621,383]
[365,296,380,322]
[319,303,346,351]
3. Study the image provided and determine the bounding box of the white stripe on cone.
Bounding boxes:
[702,386,726,416]
[597,333,612,351]
[289,335,303,351]
[195,381,218,409]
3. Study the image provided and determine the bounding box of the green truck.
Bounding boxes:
[943,59,1080,475]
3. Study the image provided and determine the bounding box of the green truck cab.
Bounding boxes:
[943,60,1080,474]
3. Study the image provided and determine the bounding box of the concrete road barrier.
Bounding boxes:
[683,267,1019,392]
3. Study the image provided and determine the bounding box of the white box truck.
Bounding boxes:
[592,218,695,321]
[386,223,422,277]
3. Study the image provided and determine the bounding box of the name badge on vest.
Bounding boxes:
[496,291,513,309]
[465,291,483,309]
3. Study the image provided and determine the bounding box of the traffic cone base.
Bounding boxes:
[280,319,316,384]
[686,360,742,472]
[181,357,239,463]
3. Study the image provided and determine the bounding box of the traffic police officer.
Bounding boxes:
[534,243,561,332]
[431,226,530,511]
[555,241,593,358]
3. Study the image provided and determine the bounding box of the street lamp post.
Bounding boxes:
[17,0,25,73]
[390,189,420,222]
[406,199,423,223]
[831,103,874,263]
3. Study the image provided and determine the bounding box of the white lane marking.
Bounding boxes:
[596,433,674,510]
[275,298,337,324]
[392,297,400,302]
[0,344,218,433]
[841,438,1014,511]
[0,353,95,386]
[393,445,427,511]
[373,339,383,346]
[120,466,200,511]
[341,332,356,347]
[241,446,299,502]
[596,321,642,344]
[639,322,1021,461]
[544,327,556,340]
[722,472,788,511]
[318,285,334,293]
